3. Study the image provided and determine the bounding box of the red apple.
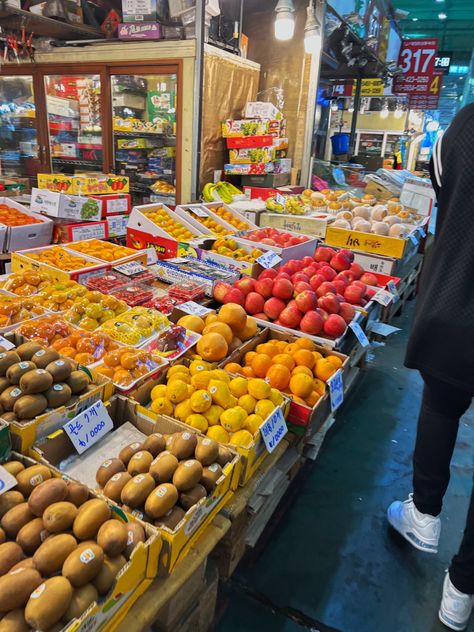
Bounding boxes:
[291,272,310,285]
[272,278,294,300]
[314,246,336,262]
[319,265,337,281]
[245,292,265,315]
[259,268,278,281]
[295,290,318,313]
[344,285,365,305]
[365,287,376,299]
[279,305,303,329]
[349,262,364,279]
[300,310,324,335]
[255,278,274,299]
[253,312,269,321]
[235,277,255,296]
[316,281,337,298]
[316,307,329,322]
[302,265,318,278]
[330,252,351,272]
[275,272,291,281]
[309,274,325,292]
[323,313,347,338]
[318,293,340,314]
[294,281,313,295]
[263,297,286,320]
[339,302,355,324]
[333,279,348,295]
[339,248,355,263]
[352,281,367,292]
[213,281,232,303]
[286,299,298,310]
[360,272,379,286]
[302,256,315,267]
[223,288,245,306]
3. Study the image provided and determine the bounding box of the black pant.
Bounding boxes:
[413,372,474,593]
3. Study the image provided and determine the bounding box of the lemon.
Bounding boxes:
[229,377,248,398]
[187,414,209,433]
[248,378,271,400]
[269,388,284,406]
[230,429,254,448]
[208,380,237,409]
[174,398,193,422]
[238,394,257,414]
[244,414,264,434]
[190,389,212,413]
[255,399,276,419]
[168,372,191,384]
[150,397,174,416]
[204,404,224,426]
[166,380,189,404]
[167,365,189,378]
[207,425,230,443]
[191,370,212,390]
[187,384,195,397]
[220,406,247,433]
[151,384,167,401]
[209,369,230,383]
[189,360,211,376]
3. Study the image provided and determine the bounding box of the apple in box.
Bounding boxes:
[255,278,274,298]
[214,281,232,303]
[272,278,294,300]
[224,287,245,306]
[291,272,309,285]
[316,281,337,298]
[319,266,337,281]
[300,310,324,335]
[235,277,255,296]
[330,252,352,272]
[279,305,303,329]
[295,290,318,313]
[323,313,347,338]
[294,281,312,295]
[245,292,265,315]
[344,284,365,306]
[360,272,379,286]
[264,297,286,320]
[318,293,340,314]
[339,302,356,324]
[314,246,336,262]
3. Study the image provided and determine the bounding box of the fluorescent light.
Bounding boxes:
[275,0,295,41]
[438,12,447,19]
[412,17,418,21]
[304,2,321,55]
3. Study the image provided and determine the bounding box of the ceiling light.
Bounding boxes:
[412,17,418,21]
[304,2,321,55]
[331,102,339,112]
[435,0,444,3]
[275,0,295,41]
[438,12,447,19]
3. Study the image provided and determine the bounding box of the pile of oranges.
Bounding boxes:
[24,247,97,271]
[51,330,121,365]
[66,240,137,263]
[214,206,249,230]
[180,207,233,236]
[0,296,45,328]
[224,337,343,408]
[143,208,194,242]
[0,204,42,226]
[1,270,51,296]
[96,347,162,388]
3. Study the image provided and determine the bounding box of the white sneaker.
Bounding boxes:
[387,493,441,553]
[439,573,474,630]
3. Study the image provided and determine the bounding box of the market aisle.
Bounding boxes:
[215,302,474,632]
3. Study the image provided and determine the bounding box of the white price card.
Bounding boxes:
[260,407,288,453]
[64,400,113,455]
[114,261,147,277]
[386,280,400,302]
[0,466,18,495]
[256,250,282,269]
[275,193,286,206]
[349,321,370,347]
[0,336,16,351]
[372,289,394,307]
[408,232,418,245]
[191,206,209,218]
[179,301,212,317]
[146,247,158,265]
[327,369,344,412]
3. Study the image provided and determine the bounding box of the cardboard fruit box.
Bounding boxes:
[233,229,318,264]
[260,212,333,240]
[37,174,130,196]
[31,395,241,576]
[53,219,109,244]
[190,238,267,279]
[0,197,53,253]
[175,204,238,236]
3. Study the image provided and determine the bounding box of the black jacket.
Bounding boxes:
[405,104,474,391]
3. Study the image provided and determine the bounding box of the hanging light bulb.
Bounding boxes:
[331,101,339,112]
[304,1,321,55]
[274,0,295,41]
[348,99,355,113]
[380,100,389,118]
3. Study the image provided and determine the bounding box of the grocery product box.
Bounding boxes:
[152,257,239,297]
[324,224,424,260]
[244,185,305,200]
[221,119,284,138]
[37,174,130,195]
[113,116,165,135]
[91,193,132,217]
[226,135,274,149]
[233,229,318,264]
[118,21,162,39]
[108,214,130,238]
[53,219,109,243]
[224,159,291,176]
[121,0,157,22]
[228,147,275,165]
[174,204,234,236]
[260,212,333,239]
[65,239,148,267]
[189,240,264,278]
[244,101,283,120]
[241,173,291,188]
[32,395,240,575]
[0,197,53,253]
[31,188,103,222]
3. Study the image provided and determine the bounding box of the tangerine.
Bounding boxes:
[293,349,315,369]
[289,373,314,399]
[251,354,272,378]
[272,353,295,371]
[266,364,291,390]
[295,338,315,351]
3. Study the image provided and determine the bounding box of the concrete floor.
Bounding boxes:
[216,302,474,632]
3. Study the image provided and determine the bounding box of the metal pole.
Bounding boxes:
[191,0,205,201]
[349,75,362,157]
[239,0,244,54]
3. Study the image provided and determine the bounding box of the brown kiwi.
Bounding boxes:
[16,342,44,361]
[0,377,10,393]
[154,505,185,529]
[0,351,21,377]
[6,361,36,385]
[44,383,72,408]
[66,371,90,395]
[19,369,53,395]
[31,348,60,369]
[0,386,23,412]
[46,360,72,382]
[13,394,48,420]
[1,412,17,422]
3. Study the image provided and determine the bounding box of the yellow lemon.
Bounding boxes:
[151,384,167,400]
[190,389,212,413]
[248,378,271,400]
[189,359,211,376]
[174,398,193,422]
[165,379,189,404]
[187,384,195,397]
[244,414,264,434]
[191,370,212,390]
[204,404,224,426]
[238,394,257,414]
[207,425,230,443]
[269,388,284,406]
[168,372,191,384]
[167,365,189,378]
[220,406,247,433]
[230,429,253,448]
[208,380,237,409]
[229,377,248,398]
[187,414,208,433]
[150,397,174,416]
[209,369,230,384]
[255,399,276,419]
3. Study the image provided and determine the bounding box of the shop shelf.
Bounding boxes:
[0,6,104,40]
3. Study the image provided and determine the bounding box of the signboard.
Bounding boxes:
[409,70,443,109]
[435,51,452,73]
[393,38,438,95]
[332,79,384,98]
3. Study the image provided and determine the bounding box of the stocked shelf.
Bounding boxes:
[0,5,104,40]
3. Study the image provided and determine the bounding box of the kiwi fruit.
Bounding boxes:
[6,362,37,385]
[0,351,21,377]
[1,412,17,422]
[14,394,48,420]
[179,484,207,511]
[0,386,23,412]
[46,360,72,382]
[16,342,44,361]
[155,505,185,529]
[44,383,72,408]
[20,369,53,395]
[0,377,10,393]
[31,348,59,369]
[66,371,90,395]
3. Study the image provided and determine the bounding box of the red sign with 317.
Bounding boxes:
[393,38,439,95]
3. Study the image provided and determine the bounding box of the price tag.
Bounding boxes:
[408,232,418,245]
[260,407,288,453]
[275,193,286,206]
[191,207,209,218]
[179,301,212,317]
[327,369,344,412]
[0,336,16,351]
[386,280,400,302]
[0,466,18,495]
[256,250,282,269]
[349,321,370,347]
[372,289,394,307]
[114,261,147,277]
[64,400,113,455]
[146,247,158,265]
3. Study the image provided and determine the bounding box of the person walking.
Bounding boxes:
[387,103,474,631]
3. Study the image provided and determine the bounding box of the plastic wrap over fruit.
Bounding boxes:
[51,330,122,365]
[62,291,129,331]
[16,315,75,346]
[99,307,169,346]
[95,346,166,388]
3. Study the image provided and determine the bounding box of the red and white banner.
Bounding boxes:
[393,38,439,95]
[409,70,443,109]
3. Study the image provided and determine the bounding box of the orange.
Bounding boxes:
[292,395,308,406]
[285,343,299,355]
[120,352,140,370]
[326,355,343,369]
[244,351,257,366]
[96,365,114,378]
[291,366,313,378]
[295,338,315,351]
[196,332,228,362]
[313,378,326,396]
[224,362,244,374]
[275,340,287,352]
[289,373,314,399]
[293,349,315,369]
[59,346,76,358]
[218,303,247,332]
[177,314,205,334]
[315,358,337,382]
[251,354,272,378]
[306,390,321,407]
[266,364,291,390]
[113,368,133,386]
[74,352,95,365]
[256,343,278,358]
[312,351,323,364]
[104,350,122,367]
[272,353,295,371]
[237,317,258,341]
[241,366,255,378]
[205,313,218,326]
[203,322,233,345]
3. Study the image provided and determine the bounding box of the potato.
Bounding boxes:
[96,458,125,488]
[16,517,47,555]
[0,491,24,519]
[0,609,29,632]
[1,503,34,538]
[62,542,104,587]
[0,567,42,612]
[16,464,51,496]
[73,499,111,540]
[28,478,68,516]
[155,505,186,530]
[93,554,126,595]
[124,523,145,559]
[43,501,78,533]
[97,520,128,557]
[170,431,197,460]
[2,460,25,477]
[149,452,179,484]
[127,451,153,476]
[120,474,155,509]
[66,481,89,507]
[172,460,203,492]
[195,437,219,466]
[142,433,166,457]
[103,472,131,503]
[201,463,223,492]
[0,541,24,575]
[63,583,98,622]
[179,484,207,511]
[144,483,178,519]
[33,533,77,576]
[118,442,143,465]
[25,576,73,630]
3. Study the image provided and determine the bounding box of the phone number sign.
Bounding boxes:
[393,38,438,95]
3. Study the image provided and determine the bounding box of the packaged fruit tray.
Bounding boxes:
[0,295,47,333]
[95,346,167,392]
[110,283,154,307]
[144,325,201,362]
[62,291,130,331]
[99,307,170,347]
[14,315,75,347]
[65,239,146,265]
[33,280,89,313]
[51,329,124,366]
[175,204,235,236]
[195,237,266,278]
[0,270,52,296]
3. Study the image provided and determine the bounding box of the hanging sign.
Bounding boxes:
[393,38,438,95]
[408,70,443,109]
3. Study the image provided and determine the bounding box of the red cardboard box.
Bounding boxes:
[53,220,109,244]
[127,227,195,260]
[226,135,274,149]
[91,194,131,217]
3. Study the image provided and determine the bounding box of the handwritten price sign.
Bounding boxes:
[64,400,113,454]
[260,407,288,453]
